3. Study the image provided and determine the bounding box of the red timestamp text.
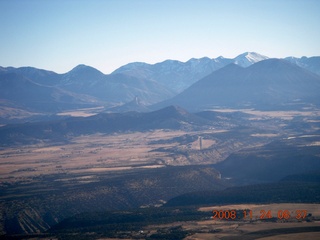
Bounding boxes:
[212,209,309,220]
[212,210,238,220]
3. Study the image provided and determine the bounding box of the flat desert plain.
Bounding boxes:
[0,129,229,184]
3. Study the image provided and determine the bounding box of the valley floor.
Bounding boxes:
[0,108,319,237]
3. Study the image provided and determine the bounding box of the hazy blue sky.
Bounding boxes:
[1,0,319,74]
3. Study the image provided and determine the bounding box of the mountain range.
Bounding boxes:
[285,56,320,76]
[0,65,174,107]
[113,52,269,93]
[154,59,320,111]
[1,52,320,122]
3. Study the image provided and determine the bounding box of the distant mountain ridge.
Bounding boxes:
[0,71,98,112]
[285,56,320,76]
[0,64,175,116]
[112,52,269,93]
[112,53,320,94]
[153,58,320,111]
[1,52,320,122]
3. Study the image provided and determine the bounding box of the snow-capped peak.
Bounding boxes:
[234,52,269,67]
